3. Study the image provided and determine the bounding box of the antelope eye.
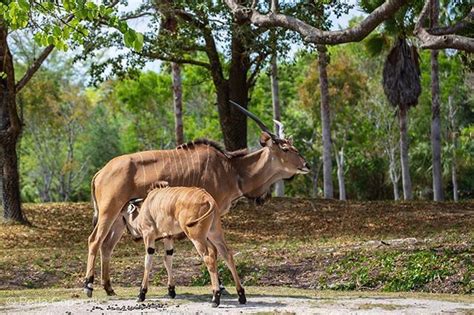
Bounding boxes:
[281,146,289,152]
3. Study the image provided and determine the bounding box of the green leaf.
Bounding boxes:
[118,21,129,33]
[53,25,61,37]
[133,32,144,52]
[17,0,30,11]
[47,35,55,45]
[123,30,136,48]
[86,1,97,9]
[69,18,79,27]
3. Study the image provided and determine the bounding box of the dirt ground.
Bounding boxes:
[0,198,472,294]
[1,287,473,315]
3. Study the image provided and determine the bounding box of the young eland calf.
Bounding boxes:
[123,184,244,307]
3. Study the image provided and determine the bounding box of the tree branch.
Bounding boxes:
[429,7,473,35]
[139,51,211,68]
[153,3,225,86]
[121,11,154,21]
[15,45,54,93]
[414,0,474,52]
[16,14,75,93]
[271,0,278,13]
[247,51,269,87]
[224,0,410,45]
[174,9,207,29]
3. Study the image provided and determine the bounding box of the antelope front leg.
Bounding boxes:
[162,237,176,298]
[138,236,155,302]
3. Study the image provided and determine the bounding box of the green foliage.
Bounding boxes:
[384,251,453,291]
[364,33,391,57]
[19,58,94,202]
[323,249,472,293]
[15,10,473,201]
[1,0,142,52]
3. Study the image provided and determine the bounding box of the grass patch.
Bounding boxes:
[321,249,473,293]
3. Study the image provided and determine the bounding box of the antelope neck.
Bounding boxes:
[233,147,275,195]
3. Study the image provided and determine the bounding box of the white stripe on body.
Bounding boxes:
[189,142,196,186]
[176,149,186,187]
[203,145,210,176]
[195,148,201,186]
[185,147,192,187]
[169,150,180,186]
[138,152,147,186]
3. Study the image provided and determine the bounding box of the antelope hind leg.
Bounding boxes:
[84,207,119,297]
[208,220,246,304]
[190,237,220,307]
[163,237,176,298]
[100,216,126,296]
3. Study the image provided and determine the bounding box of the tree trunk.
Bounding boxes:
[171,62,184,145]
[312,160,320,198]
[216,28,249,151]
[0,142,23,222]
[0,23,25,223]
[448,95,458,202]
[335,146,346,200]
[398,106,412,200]
[451,160,458,202]
[388,147,400,201]
[270,51,284,196]
[317,45,333,199]
[430,0,443,201]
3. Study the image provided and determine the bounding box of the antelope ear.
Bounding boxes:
[259,132,273,147]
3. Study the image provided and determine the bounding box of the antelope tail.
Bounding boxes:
[186,201,216,228]
[91,171,100,228]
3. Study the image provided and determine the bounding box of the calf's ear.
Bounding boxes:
[259,132,273,147]
[156,181,169,188]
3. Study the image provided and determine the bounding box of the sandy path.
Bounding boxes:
[2,294,473,314]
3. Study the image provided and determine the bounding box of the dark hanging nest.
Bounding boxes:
[382,38,421,109]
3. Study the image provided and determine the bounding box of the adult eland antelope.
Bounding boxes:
[124,184,230,307]
[84,101,310,302]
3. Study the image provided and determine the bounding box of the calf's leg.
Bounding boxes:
[162,237,176,298]
[208,218,246,304]
[138,235,155,302]
[189,237,220,307]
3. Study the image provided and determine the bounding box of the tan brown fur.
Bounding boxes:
[125,187,235,306]
[84,133,309,298]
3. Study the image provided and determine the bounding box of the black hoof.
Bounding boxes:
[168,285,176,299]
[137,287,147,302]
[211,290,221,308]
[84,287,93,298]
[106,289,116,296]
[104,280,116,296]
[83,277,94,298]
[237,287,246,304]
